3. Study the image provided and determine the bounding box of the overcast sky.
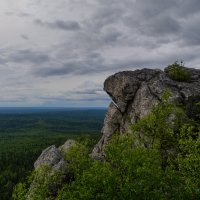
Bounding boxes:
[1,0,200,107]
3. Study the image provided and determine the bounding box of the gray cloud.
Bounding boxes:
[0,48,50,65]
[65,82,110,101]
[34,52,106,77]
[179,14,200,46]
[18,12,32,17]
[34,47,200,78]
[37,62,78,76]
[34,19,81,31]
[100,28,123,44]
[34,81,110,105]
[137,15,181,37]
[1,0,200,107]
[4,11,32,18]
[21,34,29,40]
[34,58,151,77]
[4,11,15,16]
[177,0,200,16]
[7,49,50,64]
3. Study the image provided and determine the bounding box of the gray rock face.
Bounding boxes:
[59,139,75,154]
[92,102,122,159]
[34,139,75,173]
[28,140,75,200]
[92,67,200,156]
[34,145,63,171]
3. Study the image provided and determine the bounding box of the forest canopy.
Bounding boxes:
[13,93,200,200]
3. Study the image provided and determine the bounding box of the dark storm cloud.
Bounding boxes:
[34,19,81,31]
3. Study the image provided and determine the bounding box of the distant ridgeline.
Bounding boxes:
[13,64,200,200]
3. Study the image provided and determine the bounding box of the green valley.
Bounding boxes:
[0,108,106,200]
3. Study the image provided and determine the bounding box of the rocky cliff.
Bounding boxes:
[92,66,200,158]
[28,66,200,199]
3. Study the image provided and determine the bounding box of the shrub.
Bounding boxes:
[57,134,190,200]
[176,124,200,198]
[63,142,93,176]
[12,183,27,200]
[166,61,191,82]
[13,165,63,200]
[13,92,200,200]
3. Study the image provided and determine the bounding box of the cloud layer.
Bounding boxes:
[1,0,200,106]
[34,19,81,31]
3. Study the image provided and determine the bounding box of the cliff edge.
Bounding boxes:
[92,66,200,157]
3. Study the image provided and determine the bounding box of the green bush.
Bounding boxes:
[166,61,191,82]
[56,92,197,199]
[63,141,93,176]
[13,165,63,200]
[13,92,200,200]
[12,183,27,200]
[177,124,200,197]
[57,135,187,200]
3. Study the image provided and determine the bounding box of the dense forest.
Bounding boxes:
[0,109,106,200]
[13,93,200,200]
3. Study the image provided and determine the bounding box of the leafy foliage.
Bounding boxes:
[177,125,200,197]
[12,183,27,200]
[13,165,63,200]
[55,137,190,200]
[12,97,200,200]
[166,61,191,82]
[0,109,104,200]
[132,90,188,168]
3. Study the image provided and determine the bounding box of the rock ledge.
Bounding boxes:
[92,67,200,157]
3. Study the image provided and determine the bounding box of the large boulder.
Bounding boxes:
[92,66,200,157]
[27,140,75,199]
[59,139,76,154]
[34,145,66,172]
[34,139,76,172]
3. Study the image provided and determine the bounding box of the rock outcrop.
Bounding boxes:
[26,140,76,199]
[34,139,75,174]
[34,145,64,170]
[92,67,200,157]
[59,139,76,153]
